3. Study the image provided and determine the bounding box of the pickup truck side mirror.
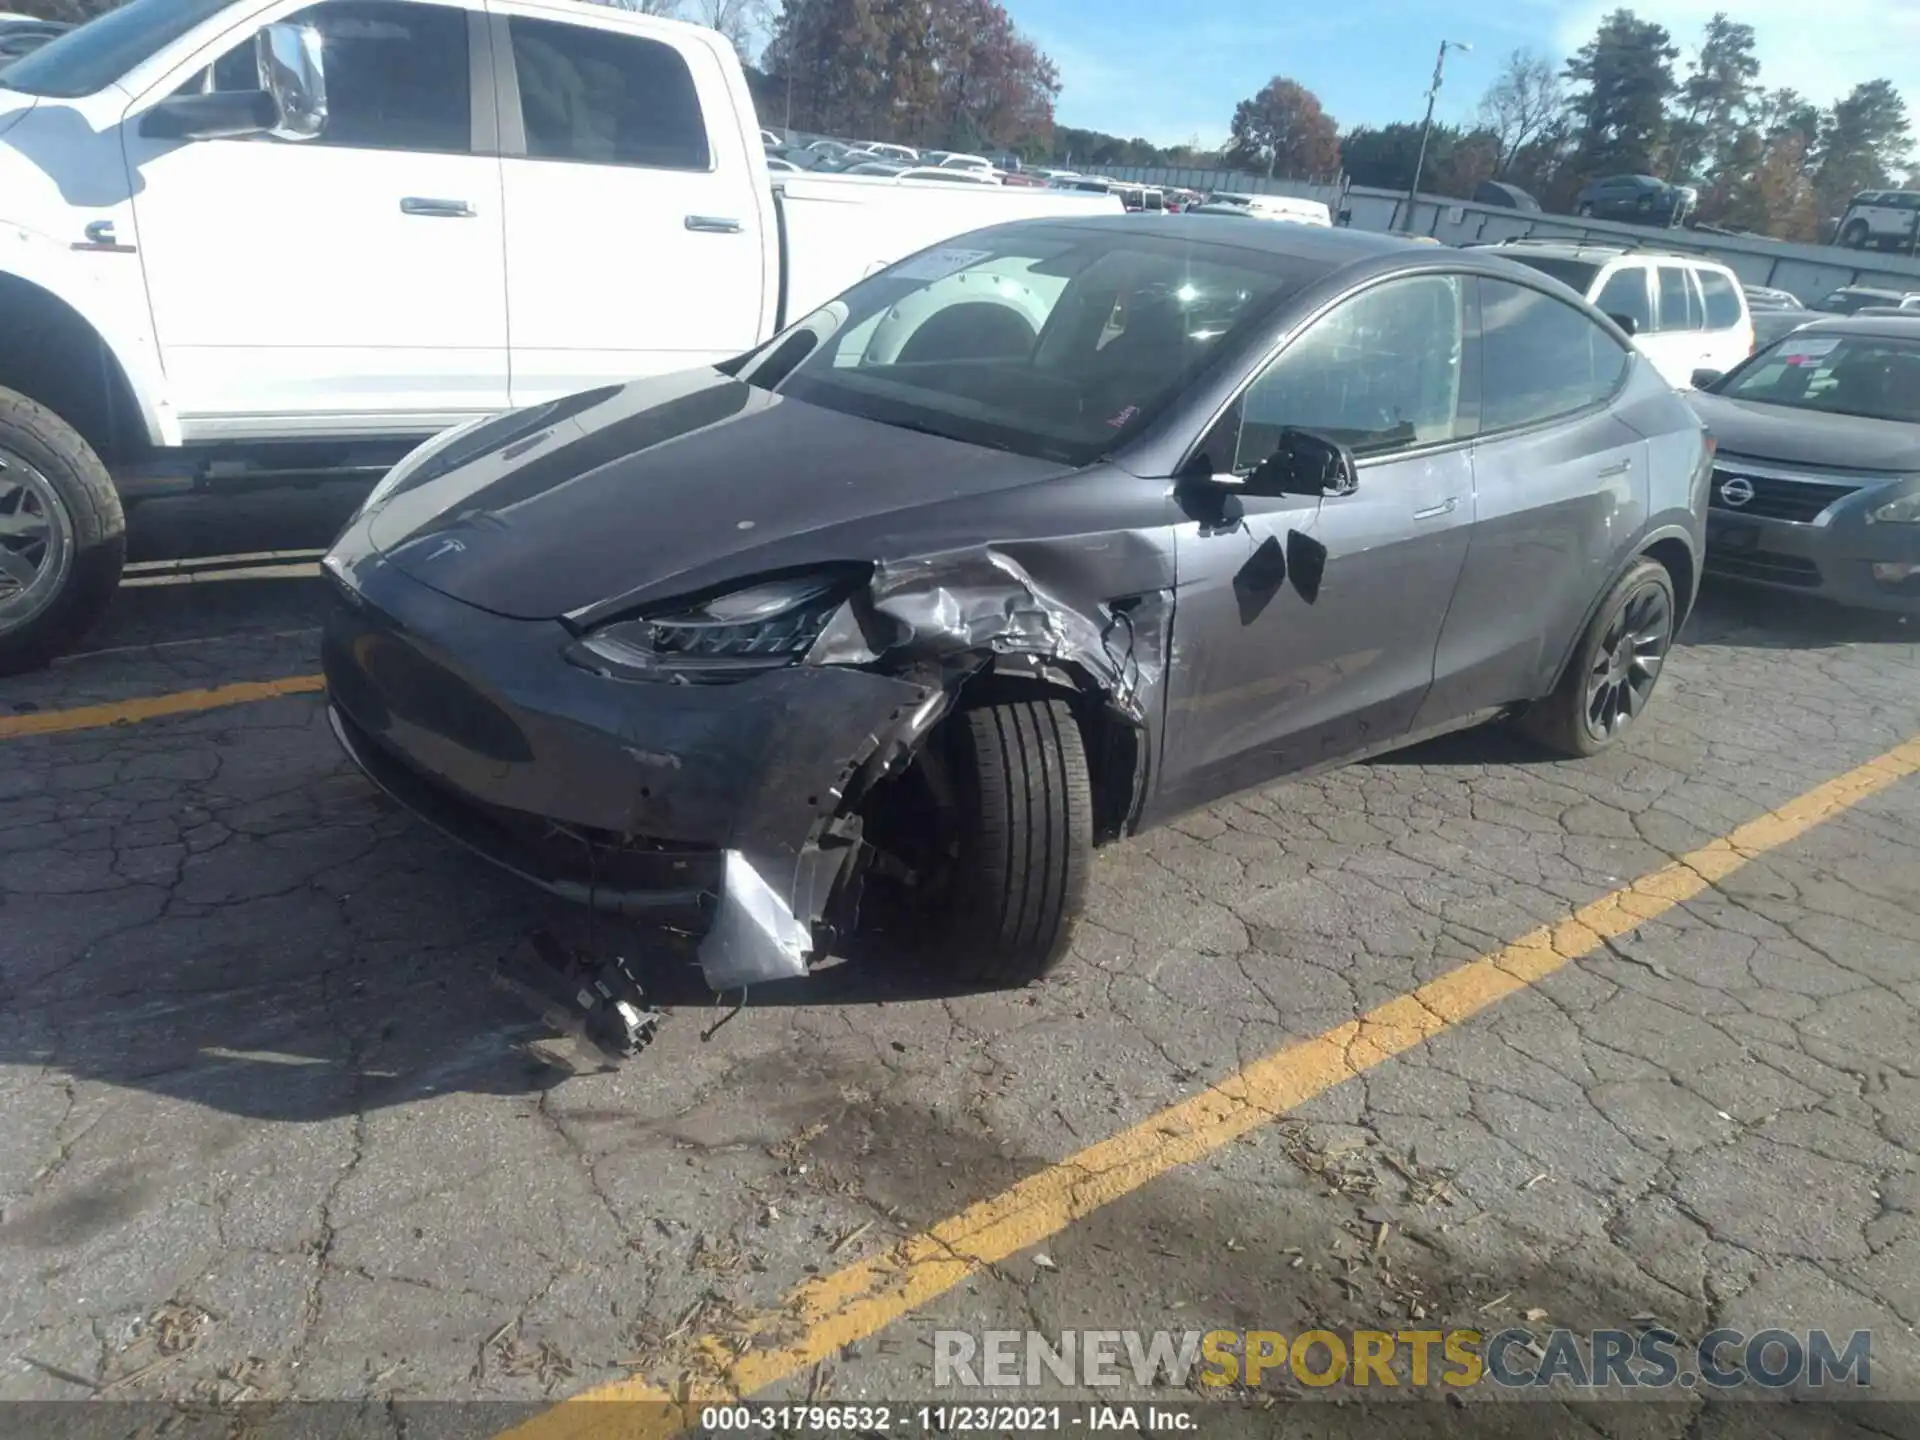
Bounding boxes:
[1607,311,1639,337]
[1243,427,1359,499]
[1690,367,1724,390]
[140,22,327,144]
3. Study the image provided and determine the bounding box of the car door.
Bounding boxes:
[125,0,508,437]
[1694,267,1752,375]
[1150,273,1476,822]
[490,4,771,406]
[1418,275,1642,726]
[1634,262,1707,387]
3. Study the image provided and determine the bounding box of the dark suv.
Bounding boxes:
[1575,174,1694,228]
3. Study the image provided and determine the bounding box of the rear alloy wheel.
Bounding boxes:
[1577,202,1595,217]
[0,387,125,675]
[939,696,1093,988]
[1839,219,1870,249]
[1520,558,1676,758]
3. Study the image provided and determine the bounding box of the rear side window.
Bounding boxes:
[1477,278,1631,432]
[1594,267,1652,332]
[1655,265,1701,332]
[195,0,470,154]
[1698,270,1744,330]
[509,16,711,171]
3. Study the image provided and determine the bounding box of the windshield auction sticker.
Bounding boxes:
[888,247,997,282]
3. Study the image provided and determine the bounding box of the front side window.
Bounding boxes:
[770,231,1307,466]
[1235,274,1466,467]
[511,17,711,171]
[1698,270,1743,330]
[1718,334,1920,424]
[1477,278,1631,432]
[192,1,469,154]
[1594,267,1652,332]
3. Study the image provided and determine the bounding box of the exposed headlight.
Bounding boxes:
[1868,490,1920,524]
[565,572,860,682]
[355,413,499,517]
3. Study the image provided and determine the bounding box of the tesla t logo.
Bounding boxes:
[1719,476,1755,507]
[424,537,466,561]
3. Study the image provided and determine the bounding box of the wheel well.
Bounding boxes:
[1642,537,1695,628]
[953,666,1144,844]
[0,274,150,464]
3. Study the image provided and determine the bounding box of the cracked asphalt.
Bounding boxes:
[4,488,1920,1437]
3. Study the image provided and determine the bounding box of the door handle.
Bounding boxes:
[1596,458,1633,478]
[684,214,743,234]
[1412,496,1457,520]
[400,197,475,218]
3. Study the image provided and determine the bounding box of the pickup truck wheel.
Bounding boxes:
[939,697,1092,988]
[0,388,125,676]
[1839,219,1870,248]
[1519,557,1675,758]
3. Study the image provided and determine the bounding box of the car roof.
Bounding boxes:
[1030,213,1419,264]
[1471,238,1732,271]
[1788,315,1920,339]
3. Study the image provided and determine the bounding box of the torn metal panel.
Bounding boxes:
[804,542,1173,724]
[694,666,938,989]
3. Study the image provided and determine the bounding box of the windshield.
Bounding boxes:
[1815,290,1896,315]
[2,0,231,97]
[1502,255,1602,294]
[766,229,1307,465]
[1718,332,1920,424]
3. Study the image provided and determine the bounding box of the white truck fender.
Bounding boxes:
[1,218,181,449]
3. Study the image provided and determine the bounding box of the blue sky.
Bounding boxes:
[1018,0,1920,152]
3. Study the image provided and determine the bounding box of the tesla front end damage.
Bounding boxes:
[320,372,1169,994]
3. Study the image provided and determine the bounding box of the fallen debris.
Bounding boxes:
[494,927,663,1067]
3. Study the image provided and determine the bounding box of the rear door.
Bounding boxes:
[1694,267,1753,375]
[489,2,773,406]
[1639,261,1707,386]
[1153,273,1475,820]
[1419,275,1642,725]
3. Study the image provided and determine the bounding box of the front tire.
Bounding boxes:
[0,387,125,676]
[941,696,1092,988]
[1577,202,1595,218]
[1519,558,1676,758]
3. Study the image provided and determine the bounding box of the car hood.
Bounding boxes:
[0,89,36,139]
[367,370,1070,621]
[1687,392,1920,474]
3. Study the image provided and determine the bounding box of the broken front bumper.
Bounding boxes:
[320,548,936,991]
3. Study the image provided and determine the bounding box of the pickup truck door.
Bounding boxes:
[123,0,508,439]
[484,3,775,407]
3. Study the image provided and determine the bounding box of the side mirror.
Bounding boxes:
[257,21,328,140]
[1690,367,1723,390]
[1607,312,1639,337]
[139,22,325,143]
[1246,427,1358,498]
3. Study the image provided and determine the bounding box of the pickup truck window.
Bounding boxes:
[195,1,469,155]
[508,16,711,172]
[2,0,230,98]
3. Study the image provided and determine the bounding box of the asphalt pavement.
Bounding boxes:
[3,488,1920,1439]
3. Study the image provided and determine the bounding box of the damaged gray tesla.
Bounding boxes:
[321,216,1709,994]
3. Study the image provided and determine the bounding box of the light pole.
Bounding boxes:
[1402,39,1470,232]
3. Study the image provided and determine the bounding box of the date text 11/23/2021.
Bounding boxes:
[698,1404,1198,1431]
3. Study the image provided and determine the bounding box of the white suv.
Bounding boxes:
[1489,241,1754,389]
[1837,190,1920,251]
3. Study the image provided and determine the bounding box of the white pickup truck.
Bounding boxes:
[0,0,1118,671]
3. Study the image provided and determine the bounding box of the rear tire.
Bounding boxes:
[0,387,125,676]
[1577,202,1595,218]
[1518,558,1676,759]
[1840,219,1869,249]
[939,696,1092,988]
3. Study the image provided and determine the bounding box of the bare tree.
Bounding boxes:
[1477,48,1562,177]
[588,0,685,16]
[687,0,770,58]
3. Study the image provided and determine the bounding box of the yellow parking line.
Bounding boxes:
[498,733,1920,1440]
[0,675,325,740]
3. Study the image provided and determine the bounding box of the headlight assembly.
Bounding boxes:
[1868,489,1920,525]
[565,571,862,682]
